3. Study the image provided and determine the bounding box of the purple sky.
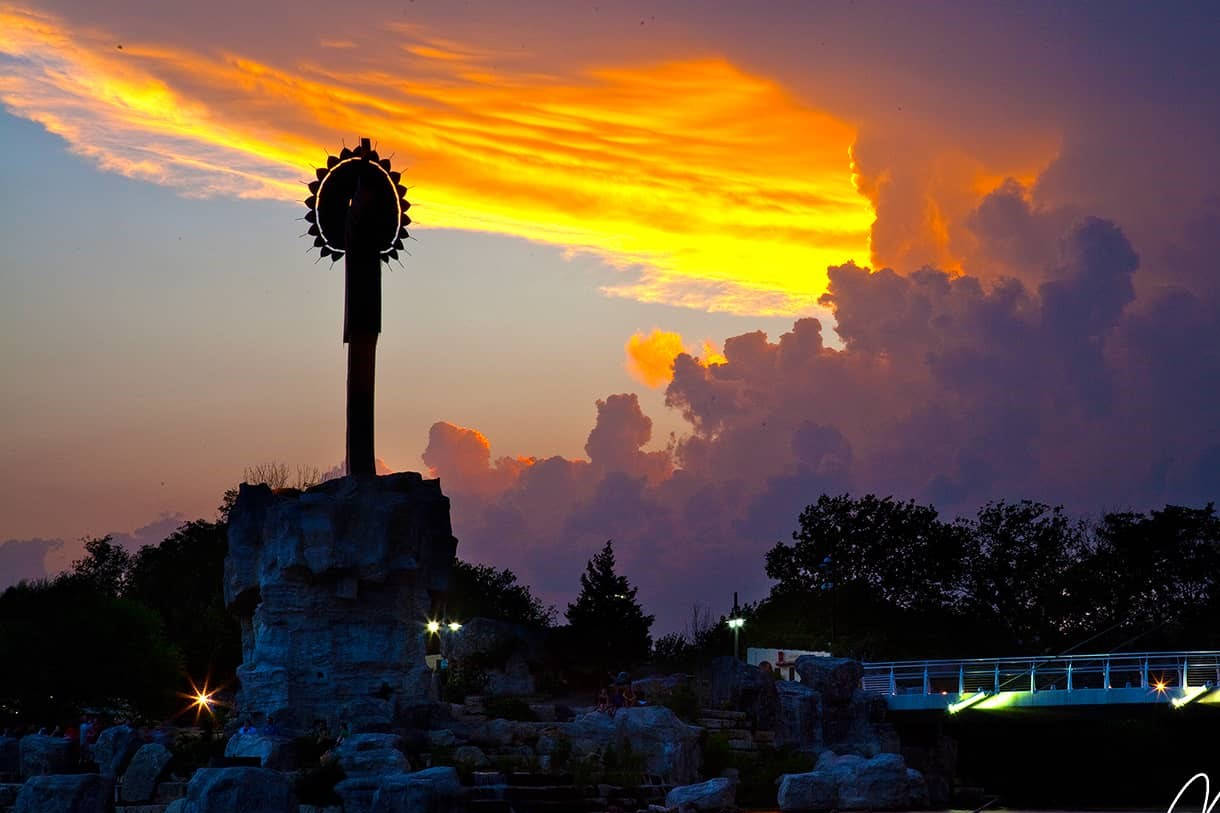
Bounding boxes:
[1,1,1218,629]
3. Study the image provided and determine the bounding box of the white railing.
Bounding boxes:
[861,650,1220,696]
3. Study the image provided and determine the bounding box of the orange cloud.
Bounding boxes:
[0,5,873,315]
[625,329,725,388]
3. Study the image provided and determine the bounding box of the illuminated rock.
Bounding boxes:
[225,473,457,733]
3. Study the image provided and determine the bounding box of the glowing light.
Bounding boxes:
[194,691,213,710]
[727,618,745,630]
[447,622,462,633]
[1172,687,1210,709]
[947,692,991,715]
[426,620,440,634]
[1154,679,1169,694]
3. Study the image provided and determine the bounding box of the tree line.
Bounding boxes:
[3,484,1216,722]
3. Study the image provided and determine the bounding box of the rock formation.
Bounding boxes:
[225,473,457,732]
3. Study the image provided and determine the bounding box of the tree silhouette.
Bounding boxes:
[565,540,654,670]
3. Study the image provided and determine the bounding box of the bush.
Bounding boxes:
[659,684,699,723]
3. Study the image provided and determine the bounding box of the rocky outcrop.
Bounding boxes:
[120,742,173,802]
[371,767,462,813]
[224,474,457,732]
[334,733,409,778]
[793,657,861,705]
[569,706,702,783]
[223,733,297,771]
[15,774,114,813]
[774,680,821,752]
[18,735,71,779]
[707,656,779,731]
[182,766,296,813]
[665,777,736,811]
[93,724,141,776]
[778,752,926,811]
[452,745,490,769]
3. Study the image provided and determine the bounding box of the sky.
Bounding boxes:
[1,1,1218,630]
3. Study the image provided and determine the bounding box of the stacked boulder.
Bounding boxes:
[778,752,927,811]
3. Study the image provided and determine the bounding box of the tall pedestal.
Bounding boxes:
[224,473,456,732]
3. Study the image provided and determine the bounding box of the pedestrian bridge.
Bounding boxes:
[860,650,1220,712]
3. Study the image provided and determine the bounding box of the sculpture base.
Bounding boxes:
[224,473,456,732]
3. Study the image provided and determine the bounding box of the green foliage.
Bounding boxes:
[712,745,816,808]
[566,540,654,671]
[482,696,538,721]
[0,577,181,722]
[444,659,489,703]
[125,519,241,686]
[449,559,555,627]
[759,495,1220,658]
[64,536,133,598]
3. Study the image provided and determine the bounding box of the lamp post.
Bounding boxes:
[728,616,745,660]
[728,591,745,660]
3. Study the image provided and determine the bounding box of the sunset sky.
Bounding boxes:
[2,1,1218,628]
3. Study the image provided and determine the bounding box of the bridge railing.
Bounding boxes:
[860,650,1220,696]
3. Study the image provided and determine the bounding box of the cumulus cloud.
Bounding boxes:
[624,329,726,388]
[0,537,63,590]
[426,205,1220,630]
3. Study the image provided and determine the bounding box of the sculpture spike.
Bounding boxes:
[305,195,317,208]
[339,147,353,160]
[399,226,409,239]
[307,180,320,194]
[320,246,332,258]
[379,158,391,171]
[307,224,320,236]
[314,236,326,247]
[331,251,343,261]
[393,239,404,250]
[326,155,339,169]
[367,150,380,164]
[315,167,328,181]
[388,248,399,261]
[389,170,401,184]
[304,210,317,223]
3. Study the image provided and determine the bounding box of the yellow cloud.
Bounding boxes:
[0,5,874,315]
[625,329,725,388]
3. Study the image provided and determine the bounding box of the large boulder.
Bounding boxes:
[566,706,701,784]
[665,777,736,811]
[0,736,18,776]
[334,733,408,778]
[371,767,462,813]
[707,656,779,731]
[777,770,836,811]
[774,680,822,752]
[15,774,114,813]
[486,651,536,696]
[18,735,72,779]
[778,752,923,811]
[183,766,295,813]
[120,742,173,802]
[452,745,491,769]
[793,657,861,704]
[223,733,297,770]
[822,690,884,756]
[93,724,141,776]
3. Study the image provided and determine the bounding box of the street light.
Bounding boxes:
[728,616,745,660]
[447,621,462,633]
[426,620,440,634]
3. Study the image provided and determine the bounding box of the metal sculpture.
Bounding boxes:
[304,137,410,476]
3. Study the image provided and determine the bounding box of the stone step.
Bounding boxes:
[722,728,753,739]
[507,772,575,786]
[154,781,187,802]
[727,739,756,750]
[115,805,168,813]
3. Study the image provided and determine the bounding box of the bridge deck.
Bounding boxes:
[860,650,1220,712]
